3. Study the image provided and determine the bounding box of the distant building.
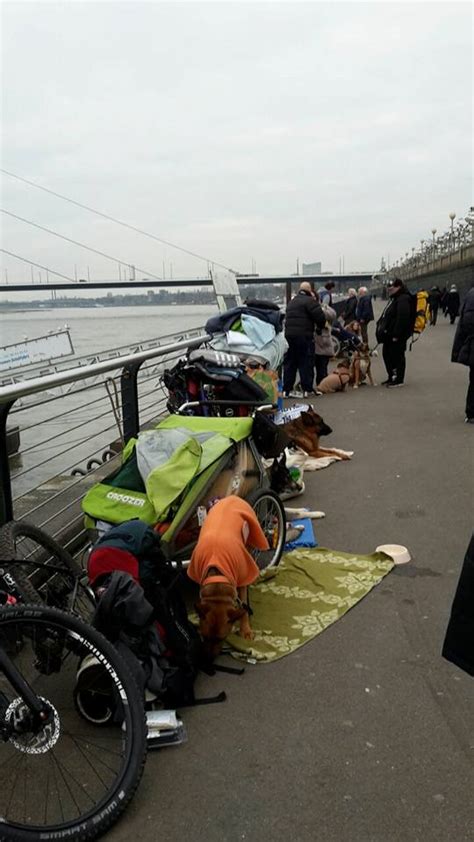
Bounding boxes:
[302,262,322,275]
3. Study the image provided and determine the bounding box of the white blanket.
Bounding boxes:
[285,446,354,471]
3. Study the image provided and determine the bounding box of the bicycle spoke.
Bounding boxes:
[0,606,145,836]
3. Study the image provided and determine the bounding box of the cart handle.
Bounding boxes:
[177,400,276,413]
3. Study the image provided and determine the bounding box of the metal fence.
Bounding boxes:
[0,295,352,557]
[0,329,209,554]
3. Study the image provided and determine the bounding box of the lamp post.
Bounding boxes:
[449,212,456,252]
[431,228,437,261]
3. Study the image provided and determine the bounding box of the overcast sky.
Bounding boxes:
[1,0,472,289]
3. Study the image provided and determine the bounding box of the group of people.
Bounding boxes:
[428,284,460,326]
[282,278,473,420]
[282,281,374,397]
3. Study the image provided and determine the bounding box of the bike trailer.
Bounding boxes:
[82,415,267,558]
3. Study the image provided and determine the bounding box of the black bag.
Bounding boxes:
[89,523,229,707]
[375,302,390,343]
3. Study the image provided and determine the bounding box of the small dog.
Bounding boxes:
[350,344,376,388]
[187,496,269,660]
[317,360,351,394]
[282,406,350,460]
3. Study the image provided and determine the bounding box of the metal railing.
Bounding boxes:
[389,207,474,279]
[0,330,209,552]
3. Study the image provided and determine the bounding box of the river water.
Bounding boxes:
[0,304,214,357]
[2,305,215,500]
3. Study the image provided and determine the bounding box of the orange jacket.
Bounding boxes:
[187,496,269,588]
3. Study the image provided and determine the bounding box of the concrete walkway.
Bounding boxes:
[112,314,473,842]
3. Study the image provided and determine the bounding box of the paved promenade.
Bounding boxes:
[113,312,473,842]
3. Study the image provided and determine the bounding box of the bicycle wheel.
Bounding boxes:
[245,488,286,571]
[0,604,147,842]
[0,522,94,621]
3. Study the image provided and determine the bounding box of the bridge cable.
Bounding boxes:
[0,167,238,274]
[1,208,163,281]
[0,248,76,282]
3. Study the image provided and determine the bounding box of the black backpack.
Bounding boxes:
[89,521,241,708]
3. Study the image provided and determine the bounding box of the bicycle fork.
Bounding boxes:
[0,648,50,740]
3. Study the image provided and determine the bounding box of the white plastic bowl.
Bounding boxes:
[375,544,411,564]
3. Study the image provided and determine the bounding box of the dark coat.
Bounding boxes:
[451,287,474,367]
[446,290,460,316]
[443,533,474,677]
[342,295,357,325]
[428,289,441,309]
[356,294,374,324]
[376,288,413,343]
[284,290,325,338]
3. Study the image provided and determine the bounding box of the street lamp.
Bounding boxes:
[431,228,437,260]
[449,212,456,251]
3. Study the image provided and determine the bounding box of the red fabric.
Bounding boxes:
[88,547,140,586]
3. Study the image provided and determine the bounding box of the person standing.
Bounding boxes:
[314,304,337,385]
[446,285,461,324]
[341,288,357,325]
[443,532,474,676]
[283,281,325,397]
[317,281,335,307]
[356,286,374,344]
[451,285,474,423]
[375,278,413,387]
[428,286,442,325]
[440,286,448,316]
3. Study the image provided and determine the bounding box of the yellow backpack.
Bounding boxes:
[413,290,430,337]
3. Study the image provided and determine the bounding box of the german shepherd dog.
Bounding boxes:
[282,406,350,460]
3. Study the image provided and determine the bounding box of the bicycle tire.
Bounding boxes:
[0,521,94,620]
[0,604,147,842]
[245,487,286,571]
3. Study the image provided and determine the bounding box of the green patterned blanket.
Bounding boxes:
[226,548,394,662]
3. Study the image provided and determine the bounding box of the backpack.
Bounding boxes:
[88,521,238,708]
[411,290,430,339]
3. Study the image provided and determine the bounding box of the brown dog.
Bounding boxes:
[350,344,376,388]
[187,496,269,660]
[317,361,351,394]
[282,406,350,460]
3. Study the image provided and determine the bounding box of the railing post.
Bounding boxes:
[121,361,143,443]
[0,401,15,526]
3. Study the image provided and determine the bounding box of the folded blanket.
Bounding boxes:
[285,446,354,471]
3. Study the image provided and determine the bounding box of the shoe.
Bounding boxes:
[386,381,404,388]
[381,379,391,385]
[465,417,474,424]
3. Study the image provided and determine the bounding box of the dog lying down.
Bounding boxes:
[281,406,350,461]
[318,361,351,394]
[187,496,269,659]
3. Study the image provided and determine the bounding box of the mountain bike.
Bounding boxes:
[0,603,147,841]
